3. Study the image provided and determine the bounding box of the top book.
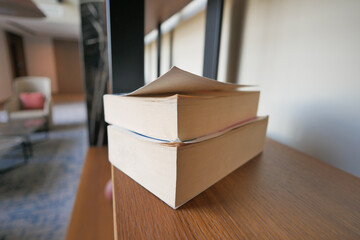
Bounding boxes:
[104,67,260,142]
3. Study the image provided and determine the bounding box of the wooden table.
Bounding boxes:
[66,147,113,240]
[67,139,360,240]
[112,138,360,239]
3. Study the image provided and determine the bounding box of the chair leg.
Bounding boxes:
[25,136,33,157]
[22,142,29,163]
[45,120,50,138]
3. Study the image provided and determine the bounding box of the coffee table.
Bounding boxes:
[0,118,46,172]
[0,136,30,173]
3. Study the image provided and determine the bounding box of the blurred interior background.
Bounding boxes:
[0,0,359,239]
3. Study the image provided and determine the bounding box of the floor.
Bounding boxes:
[52,94,85,104]
[0,96,88,240]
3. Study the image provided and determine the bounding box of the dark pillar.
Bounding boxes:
[203,0,224,80]
[169,29,174,68]
[80,0,108,146]
[106,0,145,93]
[157,23,162,77]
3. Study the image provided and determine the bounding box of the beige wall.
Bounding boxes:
[144,32,172,84]
[160,32,171,75]
[172,10,206,76]
[145,40,158,84]
[24,36,58,93]
[54,39,83,94]
[0,27,13,103]
[144,0,234,82]
[145,9,206,83]
[238,0,360,177]
[144,0,360,177]
[1,30,83,100]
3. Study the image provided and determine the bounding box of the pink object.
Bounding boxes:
[104,179,113,202]
[19,92,45,110]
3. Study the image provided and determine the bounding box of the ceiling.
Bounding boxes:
[0,0,80,40]
[0,0,196,40]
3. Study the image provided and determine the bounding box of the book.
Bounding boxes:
[104,67,260,142]
[108,116,268,209]
[105,66,268,209]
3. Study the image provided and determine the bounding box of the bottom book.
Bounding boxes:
[108,116,268,209]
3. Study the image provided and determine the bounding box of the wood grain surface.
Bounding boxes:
[113,138,360,240]
[66,147,113,240]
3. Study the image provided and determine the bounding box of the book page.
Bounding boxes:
[111,116,268,144]
[128,66,252,96]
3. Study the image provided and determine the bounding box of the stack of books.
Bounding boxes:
[104,67,268,209]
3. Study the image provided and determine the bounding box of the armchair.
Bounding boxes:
[6,77,52,129]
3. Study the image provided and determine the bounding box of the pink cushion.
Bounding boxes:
[19,92,45,110]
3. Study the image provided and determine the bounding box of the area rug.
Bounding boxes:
[0,102,88,240]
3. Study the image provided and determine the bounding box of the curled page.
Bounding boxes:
[128,66,253,96]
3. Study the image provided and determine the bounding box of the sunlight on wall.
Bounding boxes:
[144,9,207,82]
[172,10,206,76]
[239,0,360,177]
[143,0,360,177]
